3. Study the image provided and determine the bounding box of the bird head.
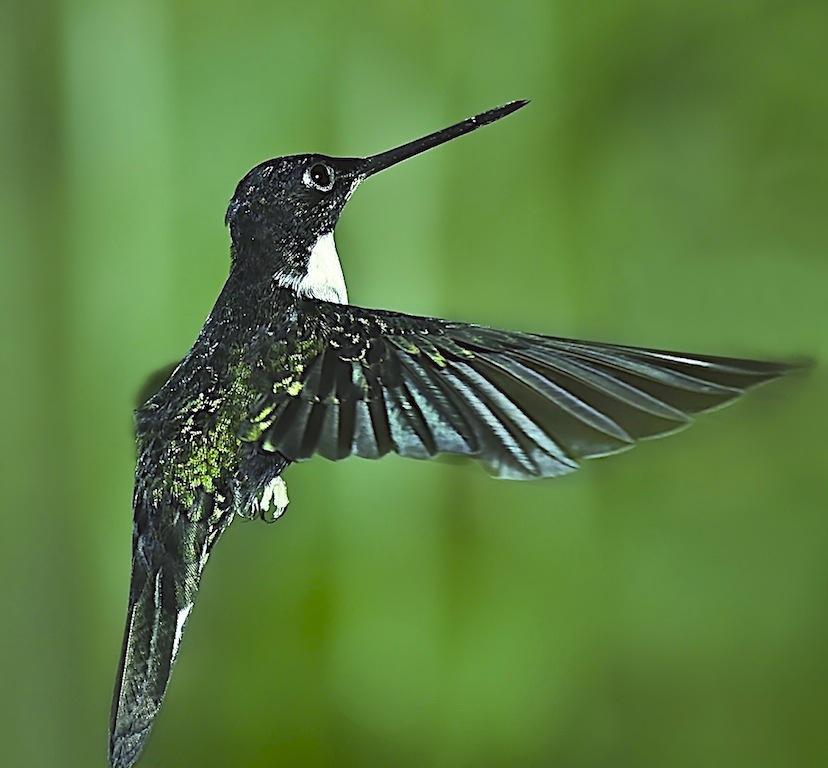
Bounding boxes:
[225,100,529,300]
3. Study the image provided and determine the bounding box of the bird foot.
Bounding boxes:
[252,475,289,523]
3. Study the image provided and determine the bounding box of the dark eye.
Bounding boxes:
[303,162,334,192]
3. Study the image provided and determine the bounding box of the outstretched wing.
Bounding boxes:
[242,300,795,480]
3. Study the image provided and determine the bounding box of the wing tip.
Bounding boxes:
[782,355,816,375]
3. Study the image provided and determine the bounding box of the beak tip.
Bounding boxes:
[361,98,532,177]
[492,99,530,119]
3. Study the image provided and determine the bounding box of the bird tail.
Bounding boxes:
[109,496,228,768]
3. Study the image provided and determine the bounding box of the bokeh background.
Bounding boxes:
[2,1,826,767]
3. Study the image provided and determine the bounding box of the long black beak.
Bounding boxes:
[358,100,529,179]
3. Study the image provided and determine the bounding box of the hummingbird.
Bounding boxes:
[109,100,800,767]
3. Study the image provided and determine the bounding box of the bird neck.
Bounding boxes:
[229,230,349,305]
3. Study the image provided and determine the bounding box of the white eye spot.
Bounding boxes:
[303,162,335,192]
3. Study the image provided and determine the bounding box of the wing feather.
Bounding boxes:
[334,386,357,460]
[393,352,480,455]
[385,378,437,458]
[450,360,578,478]
[469,352,635,459]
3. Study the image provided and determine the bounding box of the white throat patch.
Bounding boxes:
[296,232,349,304]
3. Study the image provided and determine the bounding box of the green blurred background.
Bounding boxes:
[2,1,826,766]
